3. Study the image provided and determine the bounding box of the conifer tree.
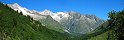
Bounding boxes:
[108,10,124,40]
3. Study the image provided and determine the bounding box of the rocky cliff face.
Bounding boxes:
[58,11,104,34]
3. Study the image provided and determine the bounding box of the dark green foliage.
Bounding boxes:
[107,10,124,40]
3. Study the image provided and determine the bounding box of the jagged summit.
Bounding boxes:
[39,9,53,15]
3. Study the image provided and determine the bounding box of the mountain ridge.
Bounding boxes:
[7,3,104,35]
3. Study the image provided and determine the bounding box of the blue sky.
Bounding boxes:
[0,0,124,20]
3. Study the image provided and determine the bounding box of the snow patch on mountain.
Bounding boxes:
[7,3,31,16]
[51,12,70,22]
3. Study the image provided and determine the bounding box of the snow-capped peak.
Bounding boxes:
[39,9,53,15]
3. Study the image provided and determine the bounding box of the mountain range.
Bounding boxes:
[7,3,104,35]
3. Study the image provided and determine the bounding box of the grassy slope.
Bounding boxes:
[79,21,111,40]
[88,31,108,40]
[88,20,115,40]
[39,16,65,33]
[0,3,71,40]
[88,22,109,40]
